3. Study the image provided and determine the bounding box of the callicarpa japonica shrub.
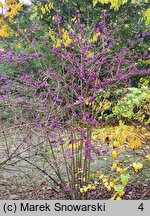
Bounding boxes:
[0,13,149,199]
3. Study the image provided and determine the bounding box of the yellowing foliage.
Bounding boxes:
[62,31,72,47]
[145,8,150,27]
[93,0,148,10]
[0,21,11,37]
[93,0,126,9]
[0,0,23,38]
[146,154,150,161]
[41,3,53,14]
[112,150,118,159]
[93,0,109,7]
[5,2,22,19]
[5,0,16,6]
[53,29,72,48]
[93,0,149,26]
[111,162,117,170]
[89,32,101,43]
[132,162,143,173]
[116,196,122,200]
[86,51,94,58]
[93,121,148,151]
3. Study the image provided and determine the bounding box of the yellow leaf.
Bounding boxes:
[62,31,72,47]
[109,181,115,188]
[133,162,143,173]
[85,100,89,106]
[111,163,117,170]
[113,141,119,148]
[128,137,141,150]
[49,30,55,41]
[106,185,111,191]
[116,196,122,200]
[112,150,118,159]
[119,146,125,154]
[146,154,150,161]
[83,177,86,182]
[104,182,109,187]
[121,180,127,186]
[88,184,92,190]
[101,101,111,114]
[117,191,124,197]
[125,24,129,28]
[91,185,96,190]
[93,0,99,7]
[16,43,21,49]
[111,192,117,200]
[55,39,62,48]
[99,174,104,180]
[117,167,124,174]
[86,51,94,58]
[80,188,84,193]
[0,47,4,51]
[77,167,83,174]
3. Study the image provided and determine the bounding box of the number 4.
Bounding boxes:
[138,203,144,211]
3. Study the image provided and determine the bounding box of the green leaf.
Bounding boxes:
[120,174,130,181]
[82,186,89,192]
[114,185,124,193]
